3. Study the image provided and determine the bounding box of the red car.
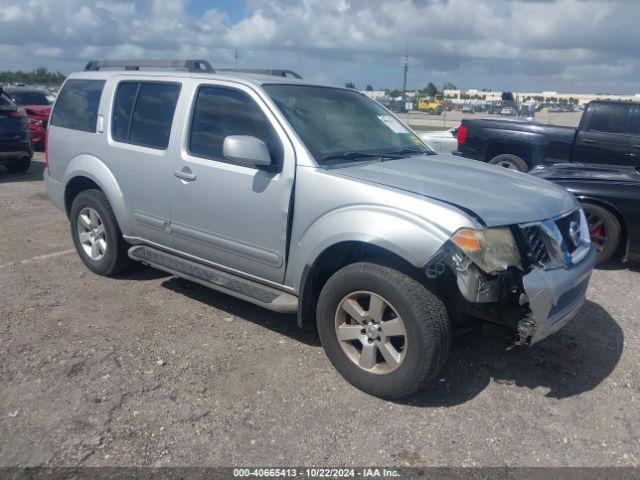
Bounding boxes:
[4,87,56,150]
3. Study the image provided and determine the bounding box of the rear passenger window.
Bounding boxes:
[587,103,631,134]
[112,82,138,142]
[189,86,282,164]
[50,80,105,132]
[111,81,180,150]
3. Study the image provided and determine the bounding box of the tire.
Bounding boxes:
[316,262,451,399]
[5,156,31,174]
[581,202,622,264]
[428,108,435,115]
[69,189,131,276]
[488,154,528,172]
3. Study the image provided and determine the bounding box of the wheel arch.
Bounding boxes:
[484,141,535,166]
[62,154,131,234]
[296,240,438,332]
[575,195,628,258]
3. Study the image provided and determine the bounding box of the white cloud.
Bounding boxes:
[0,0,638,93]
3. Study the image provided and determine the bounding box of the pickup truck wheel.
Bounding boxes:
[581,202,622,264]
[5,156,31,174]
[316,262,451,399]
[70,189,131,276]
[488,154,528,172]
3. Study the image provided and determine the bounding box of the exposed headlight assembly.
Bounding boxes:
[451,227,521,273]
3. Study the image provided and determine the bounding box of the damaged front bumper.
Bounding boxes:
[518,245,596,345]
[426,242,596,346]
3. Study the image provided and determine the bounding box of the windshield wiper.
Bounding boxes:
[375,148,432,158]
[321,148,431,164]
[321,151,383,162]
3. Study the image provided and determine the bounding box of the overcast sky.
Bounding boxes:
[1,0,638,93]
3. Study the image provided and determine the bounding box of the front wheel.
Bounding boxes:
[316,262,451,399]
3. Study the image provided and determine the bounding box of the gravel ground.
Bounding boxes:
[1,156,639,468]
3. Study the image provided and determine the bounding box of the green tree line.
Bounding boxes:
[0,67,66,86]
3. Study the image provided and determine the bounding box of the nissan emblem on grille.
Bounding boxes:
[569,221,580,247]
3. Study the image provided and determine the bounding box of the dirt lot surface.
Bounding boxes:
[1,156,639,467]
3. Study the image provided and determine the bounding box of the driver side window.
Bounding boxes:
[189,86,283,165]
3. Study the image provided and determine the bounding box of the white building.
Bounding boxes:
[443,89,640,105]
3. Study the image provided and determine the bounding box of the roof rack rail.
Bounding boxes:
[84,60,214,73]
[216,68,302,79]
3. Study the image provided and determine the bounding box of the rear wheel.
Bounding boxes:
[316,262,451,399]
[488,154,528,172]
[581,202,622,264]
[5,156,31,174]
[70,189,131,276]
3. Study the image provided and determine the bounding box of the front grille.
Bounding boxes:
[555,209,581,254]
[520,208,586,269]
[522,225,551,266]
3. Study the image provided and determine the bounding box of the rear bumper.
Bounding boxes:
[519,245,596,345]
[44,168,66,212]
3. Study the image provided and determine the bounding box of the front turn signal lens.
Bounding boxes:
[452,228,482,252]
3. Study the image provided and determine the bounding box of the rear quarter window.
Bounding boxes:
[50,79,105,132]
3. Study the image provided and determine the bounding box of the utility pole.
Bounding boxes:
[402,42,409,101]
[234,48,238,68]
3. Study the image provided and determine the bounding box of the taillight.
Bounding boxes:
[44,131,49,169]
[457,125,468,145]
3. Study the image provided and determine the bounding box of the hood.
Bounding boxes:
[530,163,640,184]
[23,105,51,117]
[331,155,577,227]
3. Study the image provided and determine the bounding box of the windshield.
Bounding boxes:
[263,84,431,164]
[9,91,55,106]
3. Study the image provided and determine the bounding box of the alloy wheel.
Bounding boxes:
[77,207,107,260]
[334,291,407,375]
[586,211,607,253]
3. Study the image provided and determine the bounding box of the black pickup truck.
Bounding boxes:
[455,100,640,172]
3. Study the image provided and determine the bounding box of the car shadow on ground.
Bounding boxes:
[596,260,633,271]
[0,158,45,184]
[399,300,623,407]
[161,276,321,347]
[120,268,623,405]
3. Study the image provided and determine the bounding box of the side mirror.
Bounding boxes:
[223,135,272,166]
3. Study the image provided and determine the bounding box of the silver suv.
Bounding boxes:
[45,60,596,398]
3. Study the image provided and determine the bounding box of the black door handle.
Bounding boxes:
[581,138,598,144]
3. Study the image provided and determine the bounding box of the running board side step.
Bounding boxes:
[128,245,298,314]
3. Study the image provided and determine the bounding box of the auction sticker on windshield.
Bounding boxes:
[377,115,406,133]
